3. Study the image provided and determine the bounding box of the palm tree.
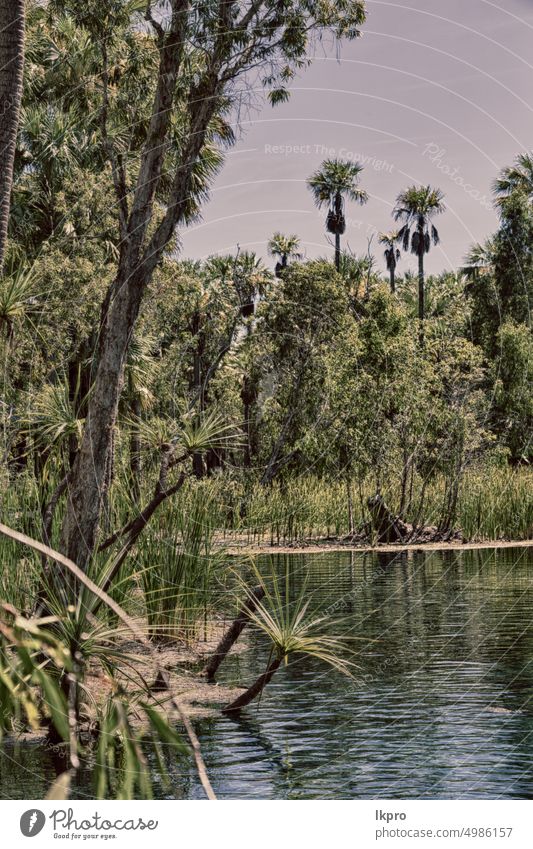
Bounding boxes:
[0,0,25,272]
[15,105,92,243]
[0,261,40,341]
[493,152,533,207]
[204,254,234,284]
[267,232,302,277]
[307,159,368,271]
[462,237,496,279]
[393,185,445,341]
[378,230,401,293]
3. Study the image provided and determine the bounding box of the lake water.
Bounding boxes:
[2,547,533,799]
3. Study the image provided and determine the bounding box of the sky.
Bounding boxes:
[181,0,533,276]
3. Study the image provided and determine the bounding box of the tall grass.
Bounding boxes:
[153,467,533,546]
[0,466,530,623]
[457,468,533,540]
[137,489,226,642]
[0,527,211,800]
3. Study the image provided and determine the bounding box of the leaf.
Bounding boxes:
[33,668,69,741]
[141,704,188,754]
[269,88,290,106]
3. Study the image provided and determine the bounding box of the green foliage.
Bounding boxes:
[0,261,40,338]
[93,693,187,800]
[0,547,192,800]
[490,322,533,463]
[24,379,85,456]
[466,191,533,352]
[0,0,532,798]
[242,561,354,674]
[492,191,533,328]
[493,151,533,206]
[0,605,72,743]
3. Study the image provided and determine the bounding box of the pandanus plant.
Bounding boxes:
[0,263,40,376]
[378,230,401,293]
[267,232,302,277]
[307,159,368,271]
[393,185,445,342]
[222,563,354,714]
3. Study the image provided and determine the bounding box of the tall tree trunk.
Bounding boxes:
[59,12,220,572]
[0,0,25,273]
[389,261,396,294]
[399,441,410,515]
[191,311,206,478]
[60,264,143,570]
[260,360,306,486]
[242,376,253,468]
[439,430,464,533]
[241,320,259,469]
[241,372,259,469]
[417,223,425,345]
[346,476,354,535]
[129,394,142,505]
[335,232,341,272]
[67,335,93,469]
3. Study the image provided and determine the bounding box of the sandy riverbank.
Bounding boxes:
[82,617,248,722]
[224,537,533,556]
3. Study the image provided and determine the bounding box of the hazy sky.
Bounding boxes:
[181,0,533,276]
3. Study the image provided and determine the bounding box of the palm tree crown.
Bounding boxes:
[267,232,302,276]
[378,230,401,293]
[462,237,496,279]
[493,152,533,207]
[393,185,445,253]
[307,159,368,270]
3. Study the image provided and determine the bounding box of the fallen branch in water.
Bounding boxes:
[204,584,265,682]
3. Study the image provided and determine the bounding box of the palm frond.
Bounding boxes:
[267,232,302,261]
[177,409,241,455]
[307,158,366,210]
[0,263,41,336]
[24,380,85,451]
[393,185,445,224]
[240,562,356,677]
[492,151,533,204]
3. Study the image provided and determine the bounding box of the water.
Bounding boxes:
[2,547,533,799]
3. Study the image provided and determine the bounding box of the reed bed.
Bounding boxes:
[0,466,530,621]
[136,488,226,642]
[154,467,533,547]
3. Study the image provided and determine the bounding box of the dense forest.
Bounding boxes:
[0,0,531,800]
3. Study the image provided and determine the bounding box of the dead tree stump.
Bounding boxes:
[367,494,410,543]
